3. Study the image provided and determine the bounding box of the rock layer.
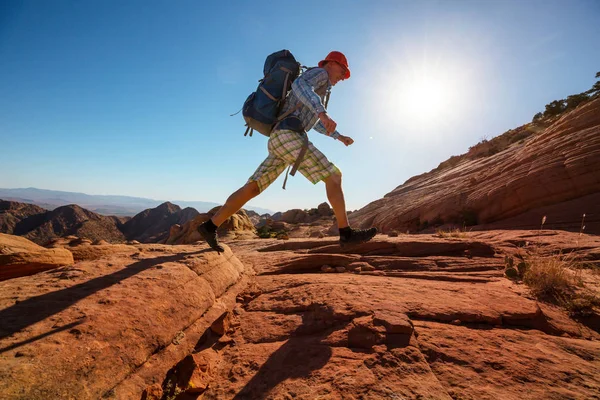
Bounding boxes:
[148,231,600,399]
[350,98,600,234]
[1,231,599,399]
[0,233,74,281]
[0,242,251,399]
[166,208,256,245]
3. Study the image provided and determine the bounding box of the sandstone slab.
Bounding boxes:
[0,233,74,281]
[0,242,251,400]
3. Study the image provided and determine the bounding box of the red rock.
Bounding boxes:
[0,233,74,281]
[348,261,375,272]
[0,242,250,399]
[280,209,309,224]
[140,383,162,400]
[349,99,600,234]
[2,230,600,399]
[373,311,413,335]
[210,312,231,336]
[165,209,255,245]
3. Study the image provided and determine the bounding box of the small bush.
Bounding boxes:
[522,253,580,300]
[256,225,288,239]
[436,228,468,238]
[565,292,600,317]
[505,248,599,317]
[508,130,532,144]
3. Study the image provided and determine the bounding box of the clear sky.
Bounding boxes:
[1,0,599,213]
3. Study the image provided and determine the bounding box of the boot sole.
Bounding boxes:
[339,233,377,248]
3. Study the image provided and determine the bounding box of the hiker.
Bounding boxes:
[198,51,377,252]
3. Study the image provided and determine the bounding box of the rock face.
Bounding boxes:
[0,200,47,234]
[245,209,262,226]
[120,201,199,243]
[0,241,252,399]
[317,201,333,217]
[13,204,126,245]
[165,207,256,245]
[0,233,74,281]
[1,230,599,399]
[280,208,309,224]
[146,230,600,399]
[349,98,600,234]
[279,203,333,225]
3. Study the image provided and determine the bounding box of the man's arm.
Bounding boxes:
[314,119,341,139]
[291,68,329,115]
[292,68,340,138]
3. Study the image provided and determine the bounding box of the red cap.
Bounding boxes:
[318,51,350,79]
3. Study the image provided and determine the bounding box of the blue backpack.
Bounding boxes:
[242,50,302,137]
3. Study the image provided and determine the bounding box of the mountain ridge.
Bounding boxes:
[0,187,274,216]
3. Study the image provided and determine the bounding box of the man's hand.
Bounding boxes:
[337,135,354,146]
[318,112,337,134]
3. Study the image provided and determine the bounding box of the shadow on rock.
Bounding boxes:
[0,250,212,347]
[232,306,336,400]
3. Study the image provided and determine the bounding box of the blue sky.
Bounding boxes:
[1,0,599,214]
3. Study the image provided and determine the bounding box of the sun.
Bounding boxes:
[389,70,458,126]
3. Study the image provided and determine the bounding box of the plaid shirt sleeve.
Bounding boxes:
[291,68,328,116]
[314,120,341,139]
[292,68,340,139]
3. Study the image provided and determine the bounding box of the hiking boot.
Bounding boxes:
[339,227,378,247]
[197,221,225,253]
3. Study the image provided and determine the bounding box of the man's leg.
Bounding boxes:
[322,171,377,246]
[212,181,260,226]
[268,129,377,245]
[324,171,349,229]
[198,152,286,252]
[197,181,260,253]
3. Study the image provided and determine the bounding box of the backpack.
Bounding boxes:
[242,50,302,137]
[239,50,331,189]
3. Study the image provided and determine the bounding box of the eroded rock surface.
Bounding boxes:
[154,231,600,400]
[2,231,599,399]
[350,99,600,234]
[0,233,74,281]
[0,242,252,400]
[166,208,256,245]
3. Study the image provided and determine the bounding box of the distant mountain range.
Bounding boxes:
[0,188,274,216]
[0,199,203,245]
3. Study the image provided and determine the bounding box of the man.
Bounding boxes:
[198,51,377,252]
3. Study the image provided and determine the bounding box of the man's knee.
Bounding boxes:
[325,170,342,186]
[246,180,261,197]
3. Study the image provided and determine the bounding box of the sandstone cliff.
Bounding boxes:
[349,98,600,234]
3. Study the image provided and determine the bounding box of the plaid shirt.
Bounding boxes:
[278,67,341,140]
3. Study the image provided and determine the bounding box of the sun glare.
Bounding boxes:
[391,70,459,128]
[373,59,466,133]
[402,75,449,120]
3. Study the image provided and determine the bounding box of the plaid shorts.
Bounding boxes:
[248,129,340,192]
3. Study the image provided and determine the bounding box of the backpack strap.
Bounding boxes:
[275,103,302,127]
[282,130,309,189]
[259,86,278,102]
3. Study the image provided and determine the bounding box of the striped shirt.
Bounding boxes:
[278,67,341,140]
